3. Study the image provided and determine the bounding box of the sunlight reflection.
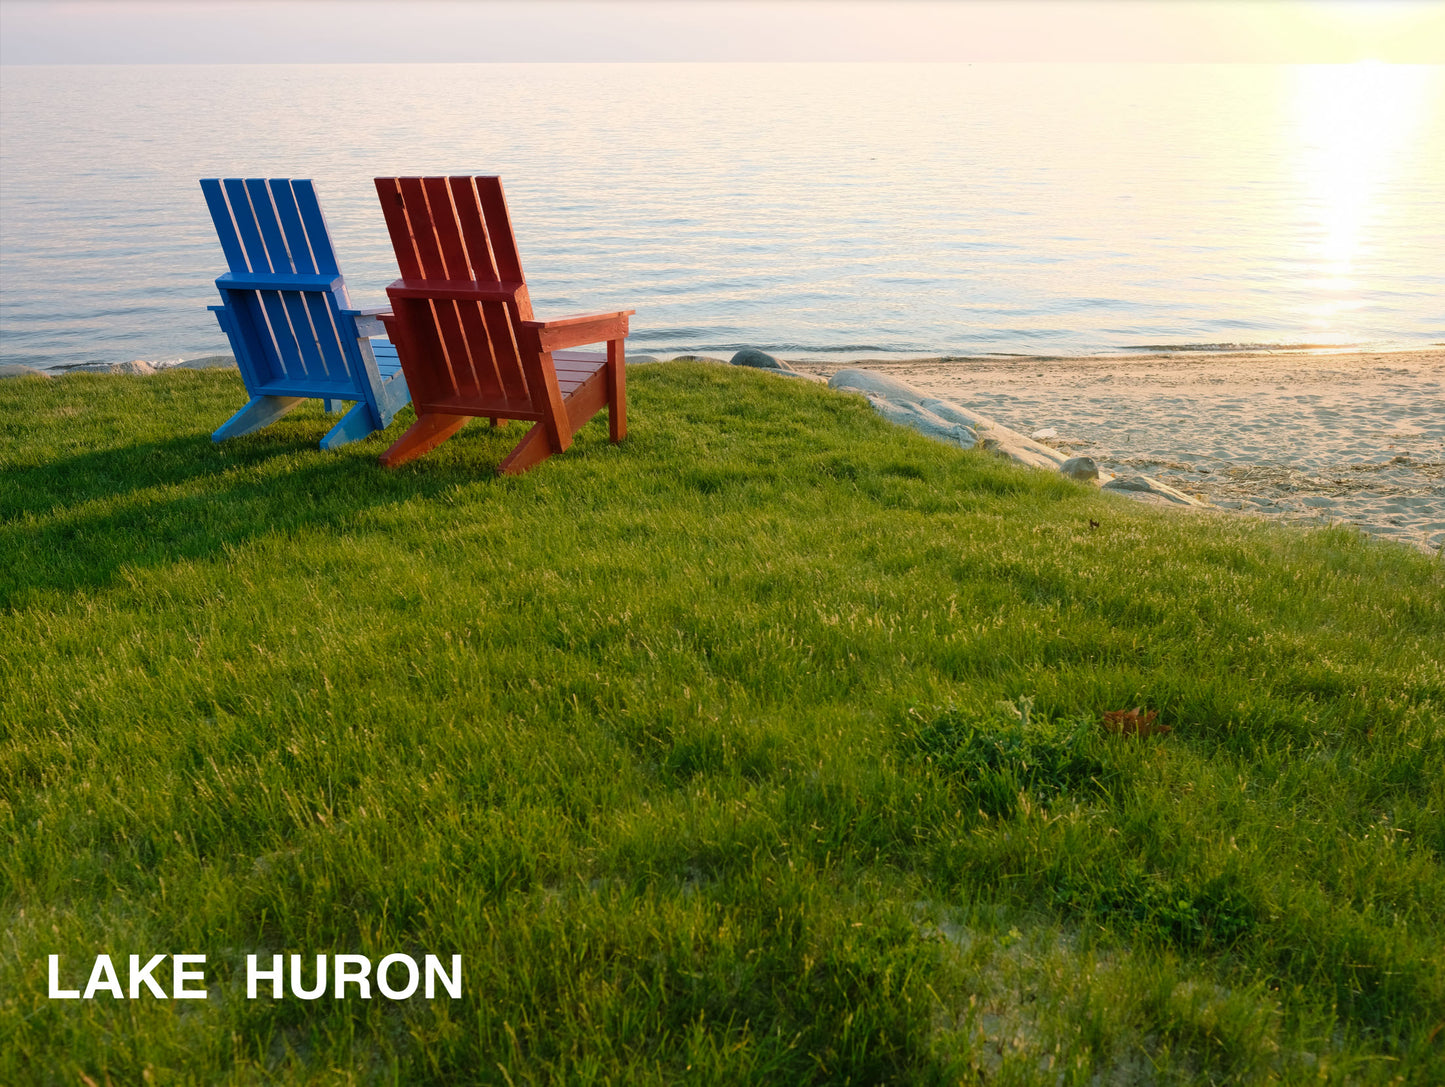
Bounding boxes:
[1291,62,1429,332]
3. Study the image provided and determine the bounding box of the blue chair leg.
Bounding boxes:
[320,401,381,450]
[378,371,411,428]
[213,395,305,442]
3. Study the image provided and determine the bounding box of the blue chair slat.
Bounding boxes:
[305,293,354,389]
[372,341,402,377]
[238,377,366,399]
[291,179,341,276]
[266,180,320,276]
[244,178,297,272]
[223,178,275,274]
[256,288,311,379]
[288,291,335,383]
[200,179,251,274]
[202,177,410,447]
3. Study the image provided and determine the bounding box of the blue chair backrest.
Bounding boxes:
[201,178,366,397]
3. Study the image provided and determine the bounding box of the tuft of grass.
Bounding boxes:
[2,364,1442,1084]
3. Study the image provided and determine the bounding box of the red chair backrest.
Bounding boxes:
[375,176,542,410]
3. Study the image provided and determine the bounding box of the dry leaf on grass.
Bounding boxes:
[1102,707,1172,737]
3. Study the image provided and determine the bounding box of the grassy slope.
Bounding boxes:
[1,365,1441,1085]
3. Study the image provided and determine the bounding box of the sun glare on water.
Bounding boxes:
[1289,61,1433,336]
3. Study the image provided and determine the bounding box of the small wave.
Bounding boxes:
[631,341,920,356]
[744,343,923,355]
[1119,342,1363,353]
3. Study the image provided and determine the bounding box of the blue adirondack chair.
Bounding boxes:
[201,177,409,447]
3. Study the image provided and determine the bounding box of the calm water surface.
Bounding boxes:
[2,62,1443,370]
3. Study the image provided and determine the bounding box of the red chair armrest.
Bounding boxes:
[523,310,634,353]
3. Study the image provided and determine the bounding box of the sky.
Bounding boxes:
[1,0,1443,64]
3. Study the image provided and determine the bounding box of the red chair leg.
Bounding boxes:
[379,413,470,467]
[496,421,560,476]
[607,338,627,443]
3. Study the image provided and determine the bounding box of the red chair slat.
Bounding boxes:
[448,177,500,285]
[423,176,472,281]
[375,177,423,281]
[397,177,448,280]
[476,178,527,292]
[454,298,505,402]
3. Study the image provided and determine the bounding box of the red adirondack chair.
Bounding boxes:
[373,176,633,473]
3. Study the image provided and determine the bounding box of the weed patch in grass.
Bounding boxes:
[902,699,1113,818]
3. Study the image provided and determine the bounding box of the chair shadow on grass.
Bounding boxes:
[0,414,570,607]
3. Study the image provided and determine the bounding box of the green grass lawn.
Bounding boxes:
[2,364,1442,1085]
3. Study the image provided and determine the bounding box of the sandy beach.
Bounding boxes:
[788,348,1445,554]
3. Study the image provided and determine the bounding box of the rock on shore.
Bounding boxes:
[827,368,981,451]
[0,363,51,380]
[730,348,796,372]
[66,359,160,375]
[727,348,824,383]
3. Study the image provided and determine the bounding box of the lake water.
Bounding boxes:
[2,62,1443,371]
